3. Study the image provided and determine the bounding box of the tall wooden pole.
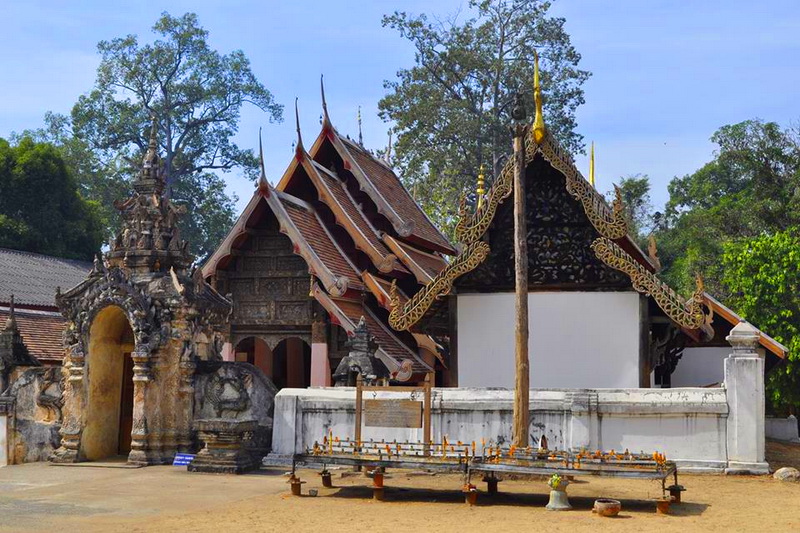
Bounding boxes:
[512,119,529,448]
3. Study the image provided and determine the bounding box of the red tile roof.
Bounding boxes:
[383,235,447,283]
[0,308,64,363]
[341,139,455,255]
[309,161,407,274]
[280,196,364,291]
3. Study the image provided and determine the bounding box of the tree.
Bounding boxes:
[0,137,105,260]
[606,174,654,244]
[721,230,800,412]
[380,0,590,234]
[656,119,800,295]
[49,12,282,259]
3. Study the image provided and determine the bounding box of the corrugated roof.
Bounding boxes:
[0,248,91,308]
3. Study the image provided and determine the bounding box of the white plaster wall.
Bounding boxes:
[766,416,800,442]
[671,347,729,387]
[0,415,7,467]
[271,387,729,471]
[457,292,641,388]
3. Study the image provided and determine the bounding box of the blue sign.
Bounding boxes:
[173,453,196,466]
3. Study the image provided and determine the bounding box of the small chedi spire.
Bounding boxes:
[357,106,363,146]
[476,164,486,211]
[589,141,596,187]
[532,49,546,144]
[3,294,17,332]
[257,128,270,196]
[135,115,165,195]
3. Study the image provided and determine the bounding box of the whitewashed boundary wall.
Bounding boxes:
[766,416,800,443]
[271,322,769,474]
[271,387,730,472]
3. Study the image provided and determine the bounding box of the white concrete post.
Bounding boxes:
[724,321,769,474]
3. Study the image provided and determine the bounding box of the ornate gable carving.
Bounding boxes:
[458,156,629,291]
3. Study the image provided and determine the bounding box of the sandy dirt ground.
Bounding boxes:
[0,441,799,533]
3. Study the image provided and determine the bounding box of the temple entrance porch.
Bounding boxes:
[82,305,135,461]
[234,336,312,389]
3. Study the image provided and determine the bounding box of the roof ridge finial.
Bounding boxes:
[358,106,363,146]
[384,129,393,164]
[589,141,596,187]
[320,74,331,127]
[532,49,545,144]
[295,98,304,155]
[257,127,270,196]
[476,164,486,211]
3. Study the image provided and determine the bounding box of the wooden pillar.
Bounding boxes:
[286,337,305,388]
[512,122,529,448]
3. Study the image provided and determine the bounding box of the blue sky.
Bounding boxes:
[1,0,798,213]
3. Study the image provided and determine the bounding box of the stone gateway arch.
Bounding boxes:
[51,122,232,465]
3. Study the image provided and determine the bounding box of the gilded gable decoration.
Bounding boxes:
[590,237,709,329]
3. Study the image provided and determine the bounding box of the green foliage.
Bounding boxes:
[653,118,800,409]
[722,230,800,411]
[606,174,653,244]
[380,0,590,234]
[46,12,282,259]
[657,119,800,296]
[0,137,105,260]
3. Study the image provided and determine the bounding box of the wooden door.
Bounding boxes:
[118,352,134,455]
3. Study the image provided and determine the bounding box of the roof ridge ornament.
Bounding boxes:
[320,74,331,128]
[589,141,596,187]
[357,106,363,146]
[257,128,270,197]
[532,49,546,145]
[294,98,305,158]
[384,129,393,165]
[476,164,486,211]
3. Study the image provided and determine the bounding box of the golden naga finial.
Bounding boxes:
[589,141,596,187]
[532,49,545,144]
[476,164,486,211]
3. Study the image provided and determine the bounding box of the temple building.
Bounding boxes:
[202,82,455,388]
[0,249,91,368]
[387,60,787,390]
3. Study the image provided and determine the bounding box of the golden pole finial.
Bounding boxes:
[589,141,596,187]
[532,50,545,144]
[476,164,486,211]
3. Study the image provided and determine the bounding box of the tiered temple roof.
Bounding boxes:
[203,86,453,378]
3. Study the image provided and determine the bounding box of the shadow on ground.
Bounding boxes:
[321,484,708,517]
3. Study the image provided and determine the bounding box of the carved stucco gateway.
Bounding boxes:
[53,264,165,464]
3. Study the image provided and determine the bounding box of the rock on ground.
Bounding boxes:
[773,466,800,482]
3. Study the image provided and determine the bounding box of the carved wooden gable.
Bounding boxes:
[222,217,312,327]
[457,155,630,292]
